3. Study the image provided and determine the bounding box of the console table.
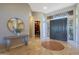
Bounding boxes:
[4,35,28,50]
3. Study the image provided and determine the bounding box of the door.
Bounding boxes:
[50,18,67,41]
[35,21,40,37]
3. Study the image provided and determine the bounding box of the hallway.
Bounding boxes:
[0,37,79,55]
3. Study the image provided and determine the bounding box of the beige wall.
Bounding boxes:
[29,16,34,37]
[0,3,32,44]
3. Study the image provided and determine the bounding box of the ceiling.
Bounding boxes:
[29,3,76,14]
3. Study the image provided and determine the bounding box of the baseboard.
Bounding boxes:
[10,43,24,49]
[67,40,77,48]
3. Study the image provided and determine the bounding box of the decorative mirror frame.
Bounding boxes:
[7,17,25,36]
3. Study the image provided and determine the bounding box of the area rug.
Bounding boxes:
[42,40,64,51]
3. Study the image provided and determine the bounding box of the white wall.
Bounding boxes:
[47,5,76,16]
[0,3,32,44]
[40,14,48,40]
[46,5,78,48]
[75,4,79,47]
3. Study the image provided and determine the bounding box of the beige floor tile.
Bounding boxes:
[0,37,79,55]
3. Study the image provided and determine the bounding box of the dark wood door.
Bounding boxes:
[50,18,67,41]
[35,21,40,37]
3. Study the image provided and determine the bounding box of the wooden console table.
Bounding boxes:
[4,35,28,50]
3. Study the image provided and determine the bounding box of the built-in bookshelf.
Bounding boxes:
[67,10,74,40]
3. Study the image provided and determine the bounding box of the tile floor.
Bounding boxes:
[0,37,79,55]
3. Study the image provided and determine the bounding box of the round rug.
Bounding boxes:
[42,41,64,51]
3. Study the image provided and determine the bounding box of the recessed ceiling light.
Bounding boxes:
[43,6,47,10]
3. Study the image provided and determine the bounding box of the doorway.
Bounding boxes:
[50,18,67,41]
[35,21,40,37]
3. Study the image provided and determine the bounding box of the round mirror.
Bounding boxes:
[7,17,24,36]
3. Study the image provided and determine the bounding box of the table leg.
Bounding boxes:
[22,37,28,45]
[5,39,11,51]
